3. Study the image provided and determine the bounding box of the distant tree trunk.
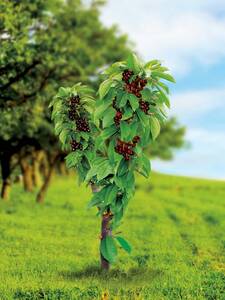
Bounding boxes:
[20,158,33,192]
[31,150,42,187]
[0,153,11,200]
[36,154,59,203]
[91,184,111,271]
[39,151,49,179]
[58,161,68,175]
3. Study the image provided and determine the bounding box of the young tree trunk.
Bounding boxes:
[0,154,11,200]
[36,154,59,203]
[90,184,112,271]
[100,213,113,271]
[20,158,33,192]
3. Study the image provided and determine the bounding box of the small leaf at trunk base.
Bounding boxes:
[115,236,132,253]
[100,236,117,263]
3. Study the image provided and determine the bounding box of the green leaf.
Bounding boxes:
[99,79,113,99]
[144,59,161,69]
[103,107,115,128]
[110,72,122,81]
[141,154,151,177]
[129,121,138,137]
[129,94,139,111]
[104,61,126,75]
[94,101,111,120]
[96,160,114,181]
[65,152,81,169]
[158,89,170,108]
[101,125,118,141]
[127,53,141,73]
[105,185,118,205]
[141,126,151,146]
[135,155,150,178]
[108,139,116,164]
[150,117,160,140]
[79,131,89,141]
[157,81,169,94]
[85,157,108,181]
[113,209,123,229]
[151,71,175,83]
[100,236,117,263]
[141,88,152,101]
[58,87,70,98]
[115,236,132,254]
[117,159,129,176]
[122,107,133,120]
[100,237,108,260]
[59,129,70,145]
[54,122,63,135]
[136,109,149,126]
[118,93,128,108]
[49,97,60,108]
[88,184,109,208]
[87,193,103,208]
[120,121,131,140]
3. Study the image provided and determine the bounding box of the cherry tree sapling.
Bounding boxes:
[50,53,175,270]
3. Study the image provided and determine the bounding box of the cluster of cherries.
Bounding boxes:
[76,117,90,132]
[122,69,147,98]
[139,100,150,114]
[112,98,123,126]
[68,95,80,121]
[115,136,140,161]
[68,95,90,152]
[70,140,83,151]
[122,69,150,114]
[114,110,123,126]
[68,95,90,133]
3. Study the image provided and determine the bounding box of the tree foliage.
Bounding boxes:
[0,0,129,199]
[51,53,175,263]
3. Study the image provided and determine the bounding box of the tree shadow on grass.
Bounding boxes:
[59,265,163,283]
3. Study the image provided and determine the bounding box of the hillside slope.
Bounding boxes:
[0,173,224,299]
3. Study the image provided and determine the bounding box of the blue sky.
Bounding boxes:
[101,0,225,179]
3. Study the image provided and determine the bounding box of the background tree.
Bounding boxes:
[149,117,186,160]
[0,0,129,200]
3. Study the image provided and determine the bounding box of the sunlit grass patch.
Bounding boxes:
[0,173,224,299]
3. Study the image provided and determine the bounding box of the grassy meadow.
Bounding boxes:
[0,173,224,299]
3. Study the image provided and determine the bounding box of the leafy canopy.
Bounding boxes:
[51,53,175,262]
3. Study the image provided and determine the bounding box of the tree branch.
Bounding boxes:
[0,60,41,91]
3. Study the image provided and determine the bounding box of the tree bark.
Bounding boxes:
[39,151,49,179]
[0,154,11,200]
[90,184,112,271]
[20,158,33,192]
[58,161,68,176]
[36,154,59,203]
[31,151,42,187]
[100,213,113,270]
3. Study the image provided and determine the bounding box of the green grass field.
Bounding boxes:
[0,173,224,300]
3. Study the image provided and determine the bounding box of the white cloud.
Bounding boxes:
[101,0,225,75]
[153,127,225,179]
[171,88,225,118]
